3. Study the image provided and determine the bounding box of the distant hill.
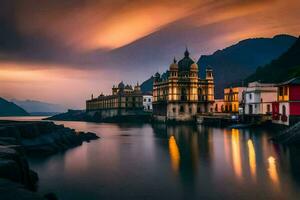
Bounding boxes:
[245,37,300,83]
[0,97,29,116]
[141,34,297,97]
[141,76,154,93]
[11,99,67,114]
[197,34,297,97]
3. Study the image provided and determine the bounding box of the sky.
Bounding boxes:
[0,0,299,108]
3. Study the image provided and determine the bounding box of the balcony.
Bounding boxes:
[281,115,288,122]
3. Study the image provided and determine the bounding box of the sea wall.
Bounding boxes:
[47,109,151,123]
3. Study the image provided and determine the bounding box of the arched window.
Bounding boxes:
[181,88,187,101]
[198,88,202,101]
[180,106,184,113]
[282,105,286,116]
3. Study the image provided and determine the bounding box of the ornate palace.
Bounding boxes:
[86,82,143,112]
[153,49,215,122]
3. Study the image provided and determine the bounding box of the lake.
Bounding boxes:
[3,117,300,200]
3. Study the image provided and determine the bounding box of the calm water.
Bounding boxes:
[3,117,300,200]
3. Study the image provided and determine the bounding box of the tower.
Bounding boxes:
[205,67,214,102]
[206,67,214,80]
[169,58,178,101]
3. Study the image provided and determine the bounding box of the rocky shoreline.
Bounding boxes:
[0,120,99,199]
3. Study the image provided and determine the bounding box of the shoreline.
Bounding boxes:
[0,120,99,200]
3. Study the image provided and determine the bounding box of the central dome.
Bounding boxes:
[178,49,195,72]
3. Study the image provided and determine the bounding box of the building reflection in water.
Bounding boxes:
[231,129,243,179]
[169,135,180,173]
[268,156,279,185]
[247,139,256,180]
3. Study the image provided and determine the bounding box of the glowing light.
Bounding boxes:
[247,139,256,179]
[268,156,279,185]
[223,130,230,165]
[231,129,242,179]
[169,136,180,173]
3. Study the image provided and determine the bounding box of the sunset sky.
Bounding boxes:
[0,0,299,108]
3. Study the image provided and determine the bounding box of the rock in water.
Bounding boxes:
[0,120,99,199]
[0,121,99,156]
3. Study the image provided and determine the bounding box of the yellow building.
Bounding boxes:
[223,87,246,113]
[86,82,143,111]
[153,49,215,122]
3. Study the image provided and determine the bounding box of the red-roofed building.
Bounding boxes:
[272,77,300,126]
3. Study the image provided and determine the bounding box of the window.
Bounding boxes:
[284,86,288,95]
[189,107,192,113]
[279,87,284,96]
[197,107,201,113]
[267,104,271,113]
[173,107,176,113]
[148,98,151,102]
[282,105,286,116]
[249,94,252,100]
[181,88,187,101]
[144,98,146,102]
[180,106,184,113]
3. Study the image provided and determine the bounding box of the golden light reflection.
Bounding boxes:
[223,130,230,165]
[247,139,256,179]
[268,156,279,185]
[231,129,242,179]
[169,136,180,173]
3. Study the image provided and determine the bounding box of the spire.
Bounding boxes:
[173,57,177,63]
[184,46,190,57]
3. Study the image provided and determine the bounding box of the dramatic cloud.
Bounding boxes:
[0,0,299,108]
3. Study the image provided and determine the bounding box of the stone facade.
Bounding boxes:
[86,82,143,118]
[152,49,215,122]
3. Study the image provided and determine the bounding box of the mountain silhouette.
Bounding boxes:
[0,97,29,116]
[141,34,297,98]
[245,36,300,83]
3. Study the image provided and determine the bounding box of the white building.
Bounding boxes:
[244,82,277,115]
[143,94,153,111]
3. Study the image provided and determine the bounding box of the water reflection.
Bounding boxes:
[169,136,180,173]
[151,124,300,198]
[22,119,300,200]
[231,129,242,179]
[268,156,279,185]
[247,139,256,180]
